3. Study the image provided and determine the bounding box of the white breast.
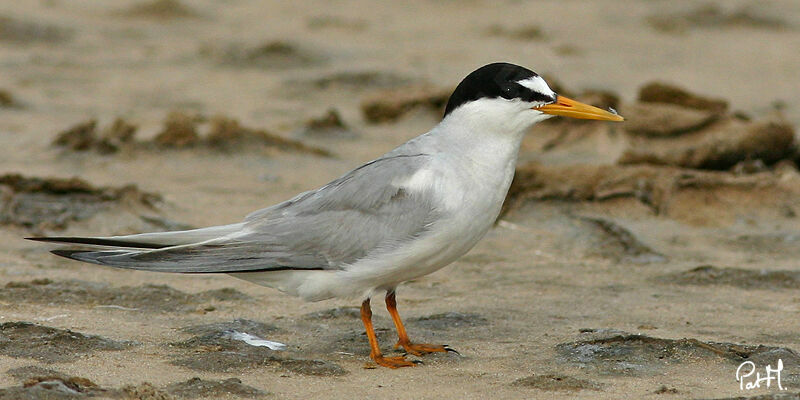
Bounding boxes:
[327,134,520,299]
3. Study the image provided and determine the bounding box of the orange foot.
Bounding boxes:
[395,341,458,357]
[370,354,419,368]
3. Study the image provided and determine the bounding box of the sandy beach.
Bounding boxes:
[2,1,800,399]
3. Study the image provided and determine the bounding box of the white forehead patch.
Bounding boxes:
[518,76,555,97]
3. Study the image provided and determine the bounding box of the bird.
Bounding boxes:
[28,62,624,368]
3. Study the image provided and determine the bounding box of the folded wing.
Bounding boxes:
[30,154,441,274]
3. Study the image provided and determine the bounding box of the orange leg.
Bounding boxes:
[385,291,454,356]
[360,298,416,368]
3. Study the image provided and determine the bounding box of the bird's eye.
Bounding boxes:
[500,84,519,100]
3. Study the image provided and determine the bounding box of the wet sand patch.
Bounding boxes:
[511,374,602,392]
[647,3,792,34]
[164,377,267,399]
[704,392,800,400]
[408,312,489,330]
[0,15,72,44]
[0,174,160,233]
[306,15,368,32]
[0,279,250,313]
[558,331,800,376]
[0,322,132,363]
[578,217,666,264]
[169,319,347,376]
[319,327,393,357]
[201,40,324,70]
[179,319,280,337]
[297,70,415,92]
[302,307,361,321]
[658,265,800,290]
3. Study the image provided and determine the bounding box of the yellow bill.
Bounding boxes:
[534,95,624,121]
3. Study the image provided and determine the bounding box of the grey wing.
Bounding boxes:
[241,154,440,267]
[51,154,441,273]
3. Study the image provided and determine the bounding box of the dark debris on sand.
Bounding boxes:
[0,15,73,44]
[621,81,726,137]
[558,331,800,375]
[578,217,666,264]
[654,385,679,394]
[0,279,250,312]
[302,306,361,320]
[116,0,199,20]
[3,366,108,399]
[619,117,796,170]
[0,322,132,363]
[0,174,160,232]
[485,24,547,41]
[301,70,414,91]
[205,115,332,156]
[153,112,200,148]
[169,319,347,376]
[619,81,796,170]
[638,82,728,114]
[361,85,451,123]
[502,162,800,225]
[2,366,267,400]
[621,102,720,137]
[0,88,21,108]
[53,113,331,156]
[295,108,359,139]
[54,118,138,154]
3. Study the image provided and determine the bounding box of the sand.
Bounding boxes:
[1,1,800,399]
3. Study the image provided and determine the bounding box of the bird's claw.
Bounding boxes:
[369,354,418,369]
[394,341,456,356]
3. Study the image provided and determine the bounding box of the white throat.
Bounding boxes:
[430,98,550,168]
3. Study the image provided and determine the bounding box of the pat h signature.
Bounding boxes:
[736,359,787,391]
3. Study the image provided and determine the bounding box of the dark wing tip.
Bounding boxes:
[24,236,167,249]
[50,249,88,260]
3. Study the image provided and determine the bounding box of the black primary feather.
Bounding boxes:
[26,236,168,249]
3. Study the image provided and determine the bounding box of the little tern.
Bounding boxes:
[29,62,624,368]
